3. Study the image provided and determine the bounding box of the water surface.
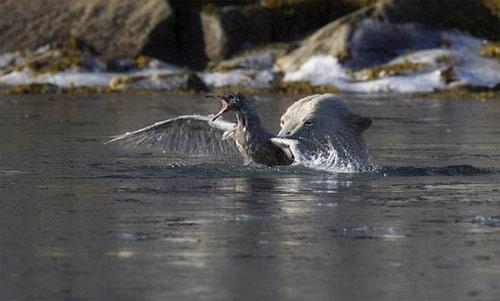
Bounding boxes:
[1,93,500,300]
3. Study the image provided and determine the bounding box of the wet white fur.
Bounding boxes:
[278,94,373,172]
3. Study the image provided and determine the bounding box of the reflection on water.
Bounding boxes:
[1,93,500,300]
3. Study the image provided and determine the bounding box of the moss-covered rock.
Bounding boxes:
[440,67,458,85]
[418,90,499,101]
[482,0,500,14]
[109,72,207,92]
[355,61,430,80]
[275,80,338,94]
[9,83,61,94]
[480,42,500,59]
[0,40,169,78]
[210,81,338,96]
[434,55,455,65]
[8,39,100,75]
[206,45,291,73]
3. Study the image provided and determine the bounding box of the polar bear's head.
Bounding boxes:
[278,94,371,139]
[277,94,372,169]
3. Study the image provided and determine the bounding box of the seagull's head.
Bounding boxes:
[209,92,248,121]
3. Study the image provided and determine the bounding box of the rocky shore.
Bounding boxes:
[0,0,498,95]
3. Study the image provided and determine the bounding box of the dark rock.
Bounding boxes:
[245,9,273,46]
[0,0,178,64]
[347,21,441,68]
[276,7,374,72]
[263,1,362,41]
[200,6,276,62]
[172,3,209,70]
[374,0,500,40]
[109,72,208,92]
[201,7,254,62]
[199,1,373,62]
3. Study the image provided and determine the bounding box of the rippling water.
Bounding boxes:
[1,93,500,300]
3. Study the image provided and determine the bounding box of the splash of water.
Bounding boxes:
[471,216,500,228]
[294,138,376,173]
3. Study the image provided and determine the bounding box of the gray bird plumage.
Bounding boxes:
[105,115,238,156]
[209,93,294,166]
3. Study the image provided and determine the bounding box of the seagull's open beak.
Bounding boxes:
[210,95,230,122]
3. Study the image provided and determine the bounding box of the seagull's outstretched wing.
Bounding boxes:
[106,115,239,156]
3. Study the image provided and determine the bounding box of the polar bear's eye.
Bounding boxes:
[304,120,314,126]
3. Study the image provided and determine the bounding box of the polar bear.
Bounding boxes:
[277,94,373,171]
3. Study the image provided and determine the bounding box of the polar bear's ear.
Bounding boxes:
[348,113,372,134]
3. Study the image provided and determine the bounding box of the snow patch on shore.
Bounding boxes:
[284,55,447,93]
[283,30,499,93]
[0,67,185,89]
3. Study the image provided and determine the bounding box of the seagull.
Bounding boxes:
[106,93,301,166]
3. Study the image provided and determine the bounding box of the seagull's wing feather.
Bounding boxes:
[270,138,308,163]
[106,115,239,156]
